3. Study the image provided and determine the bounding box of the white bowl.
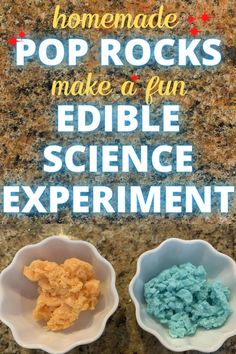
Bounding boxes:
[129,238,236,352]
[0,236,119,354]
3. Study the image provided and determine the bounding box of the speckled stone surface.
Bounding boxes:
[0,0,236,353]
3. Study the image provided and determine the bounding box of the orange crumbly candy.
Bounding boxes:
[23,258,101,331]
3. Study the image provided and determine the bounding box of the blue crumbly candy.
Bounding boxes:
[144,263,232,338]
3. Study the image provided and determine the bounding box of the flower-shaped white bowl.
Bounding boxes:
[0,236,119,354]
[129,238,236,352]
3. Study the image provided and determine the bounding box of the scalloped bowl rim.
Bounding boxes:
[129,238,236,353]
[0,236,119,354]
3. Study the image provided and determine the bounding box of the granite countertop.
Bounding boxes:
[0,0,236,353]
